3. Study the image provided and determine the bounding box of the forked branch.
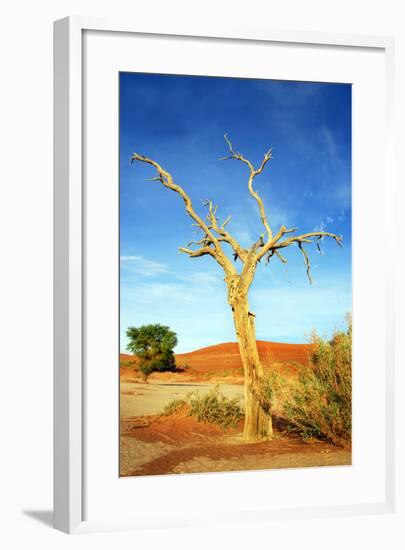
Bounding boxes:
[131,141,343,286]
[261,230,342,283]
[178,245,216,258]
[203,200,248,261]
[221,134,273,243]
[131,153,237,275]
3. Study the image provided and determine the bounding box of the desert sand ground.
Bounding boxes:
[120,380,244,417]
[120,342,351,477]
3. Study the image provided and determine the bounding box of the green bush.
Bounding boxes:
[188,386,243,429]
[282,317,352,446]
[163,386,243,429]
[259,370,288,412]
[163,399,187,416]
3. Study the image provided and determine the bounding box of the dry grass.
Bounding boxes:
[164,385,243,429]
[163,399,187,416]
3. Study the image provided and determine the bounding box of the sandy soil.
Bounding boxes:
[120,380,244,417]
[119,378,351,477]
[120,412,351,477]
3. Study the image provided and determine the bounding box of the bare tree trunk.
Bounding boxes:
[132,143,342,441]
[231,292,273,441]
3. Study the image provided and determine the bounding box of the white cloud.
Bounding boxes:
[120,255,168,277]
[320,125,340,169]
[233,228,256,247]
[313,221,326,232]
[177,271,223,287]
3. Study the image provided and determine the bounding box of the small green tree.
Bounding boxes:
[126,324,178,381]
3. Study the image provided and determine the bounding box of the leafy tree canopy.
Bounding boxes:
[126,324,178,380]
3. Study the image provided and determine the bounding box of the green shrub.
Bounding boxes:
[163,386,243,429]
[163,399,187,416]
[259,369,290,413]
[188,385,243,429]
[282,317,352,446]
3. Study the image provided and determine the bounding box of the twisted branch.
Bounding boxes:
[221,134,273,243]
[131,153,237,275]
[263,230,342,283]
[203,199,248,261]
[298,242,312,284]
[179,245,216,258]
[131,139,343,286]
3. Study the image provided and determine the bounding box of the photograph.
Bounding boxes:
[119,72,352,477]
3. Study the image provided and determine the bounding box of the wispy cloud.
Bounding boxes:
[177,271,223,287]
[313,211,346,234]
[233,228,256,247]
[121,253,223,288]
[120,255,168,277]
[313,221,326,232]
[319,125,340,170]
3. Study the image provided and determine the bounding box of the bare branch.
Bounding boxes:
[203,198,248,262]
[265,249,288,265]
[258,227,342,283]
[256,225,298,259]
[275,232,343,250]
[179,246,216,258]
[258,229,341,260]
[131,153,237,276]
[283,226,298,234]
[221,134,273,243]
[131,146,343,289]
[186,237,210,247]
[221,215,231,229]
[298,242,312,284]
[274,250,288,264]
[252,233,265,254]
[224,133,235,155]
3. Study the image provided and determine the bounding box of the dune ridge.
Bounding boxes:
[121,340,313,374]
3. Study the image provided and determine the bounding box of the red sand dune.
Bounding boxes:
[120,353,136,363]
[120,341,313,375]
[175,341,313,373]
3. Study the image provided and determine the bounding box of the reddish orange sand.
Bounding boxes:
[121,341,312,368]
[120,408,351,477]
[120,341,314,380]
[175,341,313,373]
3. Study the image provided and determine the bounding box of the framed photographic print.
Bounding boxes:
[54,17,396,534]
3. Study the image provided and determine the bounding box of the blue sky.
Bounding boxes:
[120,73,351,353]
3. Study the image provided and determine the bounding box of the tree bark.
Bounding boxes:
[228,278,273,441]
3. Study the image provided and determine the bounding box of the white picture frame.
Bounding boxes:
[54,16,396,534]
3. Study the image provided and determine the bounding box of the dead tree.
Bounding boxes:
[131,135,342,441]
